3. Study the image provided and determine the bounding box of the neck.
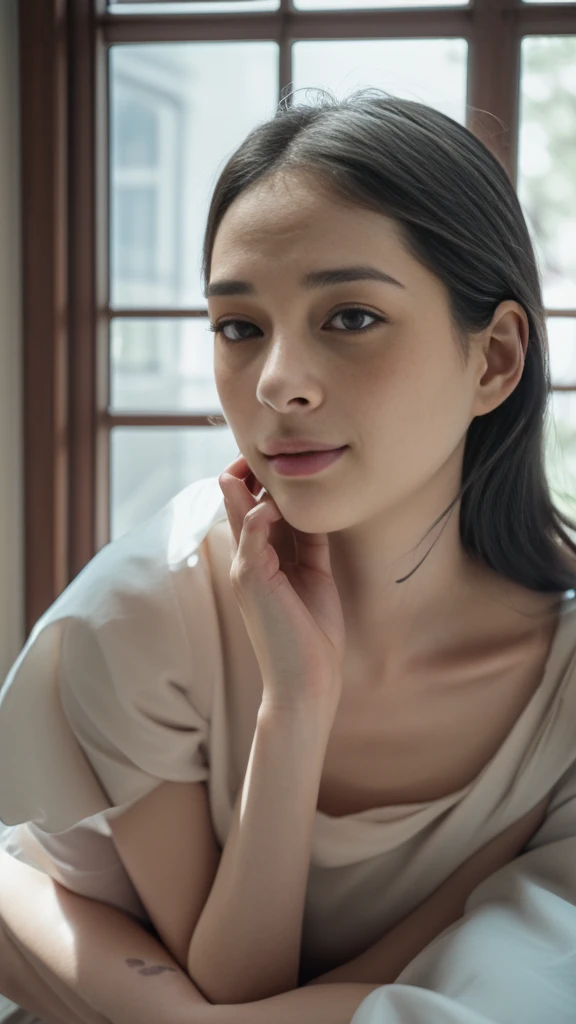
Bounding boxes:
[328,491,488,672]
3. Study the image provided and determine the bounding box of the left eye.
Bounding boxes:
[328,308,382,331]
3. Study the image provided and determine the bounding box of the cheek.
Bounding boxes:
[388,341,468,422]
[358,357,468,467]
[214,363,248,408]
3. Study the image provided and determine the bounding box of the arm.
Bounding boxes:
[187,704,332,1005]
[318,766,576,1024]
[302,870,467,988]
[0,847,209,1024]
[304,793,552,988]
[0,849,379,1024]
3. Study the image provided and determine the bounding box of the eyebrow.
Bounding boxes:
[204,265,406,298]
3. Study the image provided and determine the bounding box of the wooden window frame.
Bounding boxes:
[19,0,576,635]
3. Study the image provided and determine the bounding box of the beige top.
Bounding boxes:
[1,475,576,1024]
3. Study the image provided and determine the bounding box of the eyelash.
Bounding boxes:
[207,307,389,344]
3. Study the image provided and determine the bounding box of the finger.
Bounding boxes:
[221,496,239,554]
[233,498,284,586]
[219,458,263,505]
[219,456,268,518]
[219,473,256,547]
[220,472,281,553]
[230,458,268,499]
[219,453,256,489]
[246,468,267,499]
[219,483,243,548]
[220,462,332,576]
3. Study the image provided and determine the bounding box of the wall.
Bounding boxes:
[0,0,24,680]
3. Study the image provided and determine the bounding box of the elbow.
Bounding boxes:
[185,971,216,1006]
[186,939,297,1005]
[186,939,216,1005]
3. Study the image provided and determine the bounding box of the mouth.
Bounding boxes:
[265,446,349,477]
[263,445,348,458]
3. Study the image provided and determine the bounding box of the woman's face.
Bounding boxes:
[207,169,517,536]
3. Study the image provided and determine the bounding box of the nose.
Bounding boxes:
[255,333,324,412]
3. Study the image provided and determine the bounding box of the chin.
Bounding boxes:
[277,502,351,535]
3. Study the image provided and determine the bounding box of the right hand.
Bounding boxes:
[218,453,347,718]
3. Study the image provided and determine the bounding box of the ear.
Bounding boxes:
[472,300,529,418]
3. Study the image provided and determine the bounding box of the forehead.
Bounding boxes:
[211,170,408,269]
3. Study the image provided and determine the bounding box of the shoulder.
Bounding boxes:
[9,476,227,657]
[0,476,227,832]
[54,474,229,719]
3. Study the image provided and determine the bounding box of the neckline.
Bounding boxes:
[315,589,576,822]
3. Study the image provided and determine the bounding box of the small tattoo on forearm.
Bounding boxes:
[125,957,177,976]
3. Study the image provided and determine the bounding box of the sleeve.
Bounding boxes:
[58,598,211,819]
[349,757,576,1024]
[0,484,221,837]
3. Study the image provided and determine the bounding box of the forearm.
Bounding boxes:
[305,803,547,989]
[304,878,466,988]
[210,981,382,1024]
[45,890,379,1024]
[0,850,211,1024]
[187,703,331,1004]
[1,852,379,1024]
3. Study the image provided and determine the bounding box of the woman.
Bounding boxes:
[1,88,576,1024]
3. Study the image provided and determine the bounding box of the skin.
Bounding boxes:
[207,167,550,683]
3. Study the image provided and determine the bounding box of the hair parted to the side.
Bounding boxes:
[203,86,576,607]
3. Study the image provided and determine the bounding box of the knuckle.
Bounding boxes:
[243,507,261,529]
[230,561,251,586]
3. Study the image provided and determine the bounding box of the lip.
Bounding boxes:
[262,439,346,456]
[267,446,348,477]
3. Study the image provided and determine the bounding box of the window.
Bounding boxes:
[19,0,576,631]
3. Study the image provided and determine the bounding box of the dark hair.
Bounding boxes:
[202,87,576,608]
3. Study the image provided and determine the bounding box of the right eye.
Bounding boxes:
[207,319,260,343]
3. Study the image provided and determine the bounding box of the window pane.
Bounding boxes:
[541,317,576,531]
[545,391,576,530]
[108,1,279,12]
[518,37,576,310]
[111,426,238,540]
[293,39,468,120]
[110,43,278,309]
[295,0,466,7]
[110,318,218,412]
[548,317,576,387]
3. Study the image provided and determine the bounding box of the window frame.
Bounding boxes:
[18,0,576,634]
